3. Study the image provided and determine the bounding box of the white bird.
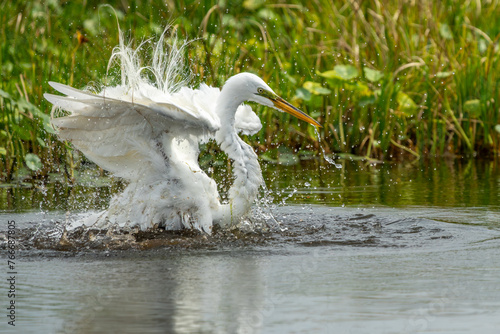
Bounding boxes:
[44,32,321,233]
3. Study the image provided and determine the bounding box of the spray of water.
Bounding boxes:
[249,184,286,232]
[314,128,342,169]
[250,127,343,231]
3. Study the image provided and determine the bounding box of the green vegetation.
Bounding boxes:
[1,0,500,181]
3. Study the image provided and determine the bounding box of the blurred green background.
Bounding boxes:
[1,0,500,182]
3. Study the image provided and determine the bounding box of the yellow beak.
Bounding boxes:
[272,97,322,128]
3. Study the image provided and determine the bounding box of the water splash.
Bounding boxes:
[248,127,341,232]
[253,184,287,232]
[314,128,342,169]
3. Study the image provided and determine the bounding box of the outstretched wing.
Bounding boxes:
[45,82,220,180]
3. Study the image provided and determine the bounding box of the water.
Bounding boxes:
[315,127,343,169]
[1,159,500,333]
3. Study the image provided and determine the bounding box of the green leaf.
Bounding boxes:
[37,137,47,148]
[243,0,265,10]
[83,18,99,36]
[297,149,316,161]
[358,95,376,107]
[495,124,500,133]
[439,23,453,40]
[397,92,418,116]
[363,67,384,82]
[463,99,481,118]
[277,146,299,166]
[15,97,55,134]
[2,62,13,74]
[25,153,42,171]
[0,147,6,156]
[310,110,322,118]
[260,148,278,163]
[436,71,453,78]
[284,73,297,85]
[318,65,359,81]
[222,14,244,30]
[42,121,57,134]
[336,153,366,161]
[294,87,312,101]
[334,65,359,80]
[257,8,276,20]
[478,38,488,54]
[303,81,332,95]
[352,81,371,94]
[0,89,12,100]
[11,124,32,141]
[17,98,50,122]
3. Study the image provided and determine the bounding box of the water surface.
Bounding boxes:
[1,159,499,333]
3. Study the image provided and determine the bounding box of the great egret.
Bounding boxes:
[44,32,320,233]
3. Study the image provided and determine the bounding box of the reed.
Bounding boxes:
[1,0,499,180]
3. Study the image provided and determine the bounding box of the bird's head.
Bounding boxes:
[225,72,322,128]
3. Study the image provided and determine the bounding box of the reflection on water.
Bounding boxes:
[5,206,500,334]
[263,158,500,208]
[1,159,500,333]
[1,158,499,212]
[16,250,271,333]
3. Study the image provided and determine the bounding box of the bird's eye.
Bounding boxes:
[257,88,264,94]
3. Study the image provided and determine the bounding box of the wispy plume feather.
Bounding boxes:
[107,24,192,94]
[150,27,192,93]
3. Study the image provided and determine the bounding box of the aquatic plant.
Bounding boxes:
[1,0,499,180]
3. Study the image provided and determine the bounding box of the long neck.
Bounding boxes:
[214,86,264,224]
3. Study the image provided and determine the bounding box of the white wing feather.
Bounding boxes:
[46,80,261,182]
[45,82,220,180]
